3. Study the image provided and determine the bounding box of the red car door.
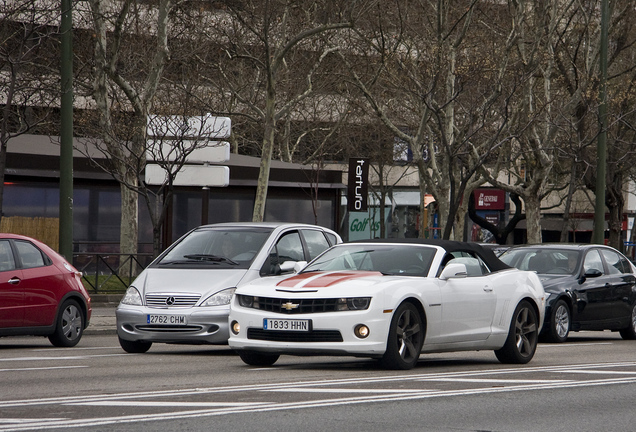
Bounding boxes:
[0,239,23,328]
[14,240,59,327]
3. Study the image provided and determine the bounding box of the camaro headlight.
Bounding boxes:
[120,287,142,306]
[237,294,259,308]
[200,288,236,306]
[336,297,371,311]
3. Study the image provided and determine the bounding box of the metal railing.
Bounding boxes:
[73,253,154,293]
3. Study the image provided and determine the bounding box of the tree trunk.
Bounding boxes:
[607,178,624,251]
[524,194,542,244]
[252,106,276,222]
[119,178,138,257]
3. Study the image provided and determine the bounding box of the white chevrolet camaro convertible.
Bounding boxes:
[229,239,545,370]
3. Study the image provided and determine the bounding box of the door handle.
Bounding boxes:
[483,285,493,292]
[8,277,20,285]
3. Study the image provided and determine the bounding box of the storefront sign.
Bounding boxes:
[474,188,505,210]
[347,158,369,212]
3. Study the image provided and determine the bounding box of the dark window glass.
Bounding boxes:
[301,229,330,260]
[15,241,45,269]
[583,250,604,275]
[0,240,16,272]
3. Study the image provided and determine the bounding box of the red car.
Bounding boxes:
[0,233,91,346]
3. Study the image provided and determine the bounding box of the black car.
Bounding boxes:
[499,244,636,342]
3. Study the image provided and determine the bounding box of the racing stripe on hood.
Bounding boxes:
[277,271,382,288]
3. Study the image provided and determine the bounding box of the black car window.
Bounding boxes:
[583,249,604,275]
[618,254,632,274]
[159,228,272,269]
[445,251,490,276]
[261,231,304,276]
[301,229,331,260]
[0,240,16,272]
[15,240,46,269]
[276,232,304,262]
[324,232,338,246]
[601,249,624,275]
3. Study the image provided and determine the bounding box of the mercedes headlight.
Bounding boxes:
[200,288,236,307]
[120,286,142,306]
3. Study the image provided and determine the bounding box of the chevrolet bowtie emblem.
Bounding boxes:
[281,301,299,311]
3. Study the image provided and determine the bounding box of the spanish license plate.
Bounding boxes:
[263,318,310,331]
[147,314,187,325]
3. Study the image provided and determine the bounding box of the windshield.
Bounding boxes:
[303,244,435,276]
[158,227,273,269]
[499,248,580,275]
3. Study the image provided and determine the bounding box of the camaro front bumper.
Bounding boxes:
[116,304,231,345]
[228,306,390,357]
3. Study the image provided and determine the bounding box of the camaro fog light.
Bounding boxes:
[354,324,370,339]
[231,320,240,335]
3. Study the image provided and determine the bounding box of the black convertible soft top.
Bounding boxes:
[350,238,511,272]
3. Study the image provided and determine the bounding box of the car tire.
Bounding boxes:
[494,300,538,364]
[48,299,84,347]
[619,303,636,340]
[237,350,280,366]
[379,302,424,370]
[544,299,570,343]
[118,336,152,353]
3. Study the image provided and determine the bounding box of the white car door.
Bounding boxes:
[437,257,497,343]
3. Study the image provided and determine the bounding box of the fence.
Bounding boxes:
[74,253,154,293]
[1,216,59,249]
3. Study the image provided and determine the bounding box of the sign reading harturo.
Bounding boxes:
[347,158,370,212]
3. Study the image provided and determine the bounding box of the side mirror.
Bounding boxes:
[440,263,468,280]
[584,268,603,278]
[279,261,306,274]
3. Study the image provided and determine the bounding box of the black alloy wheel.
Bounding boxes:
[495,300,538,364]
[379,302,424,370]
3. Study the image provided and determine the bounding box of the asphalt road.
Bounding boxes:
[1,330,635,432]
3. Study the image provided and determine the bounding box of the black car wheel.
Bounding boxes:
[545,299,570,343]
[379,302,424,370]
[48,299,84,347]
[495,300,538,364]
[619,303,636,340]
[237,350,280,366]
[118,336,152,353]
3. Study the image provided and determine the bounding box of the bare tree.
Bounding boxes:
[0,0,58,224]
[80,0,177,257]
[199,0,364,222]
[341,0,519,240]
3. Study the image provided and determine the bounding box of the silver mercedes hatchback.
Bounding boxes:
[116,222,341,353]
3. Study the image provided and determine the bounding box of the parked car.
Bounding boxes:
[499,244,636,343]
[228,239,545,370]
[116,222,341,353]
[0,233,92,347]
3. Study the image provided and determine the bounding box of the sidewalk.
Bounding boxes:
[85,294,121,336]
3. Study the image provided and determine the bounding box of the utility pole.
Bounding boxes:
[59,0,74,259]
[593,0,608,245]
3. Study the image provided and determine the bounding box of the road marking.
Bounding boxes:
[0,354,126,362]
[3,361,636,431]
[0,419,66,424]
[0,366,87,373]
[31,347,119,352]
[418,378,574,384]
[69,401,269,407]
[266,388,439,394]
[557,369,636,375]
[3,376,636,431]
[540,342,614,347]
